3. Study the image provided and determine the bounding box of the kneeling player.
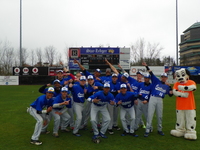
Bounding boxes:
[52,87,71,137]
[115,84,138,137]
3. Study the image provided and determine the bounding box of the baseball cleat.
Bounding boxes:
[41,130,50,134]
[157,131,165,136]
[108,129,114,135]
[121,131,129,136]
[30,139,42,145]
[144,132,149,137]
[73,133,81,137]
[129,133,138,137]
[99,132,107,138]
[52,133,59,138]
[113,126,121,131]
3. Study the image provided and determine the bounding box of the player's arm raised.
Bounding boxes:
[74,59,85,71]
[105,58,119,75]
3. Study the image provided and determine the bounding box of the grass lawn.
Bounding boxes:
[0,85,200,150]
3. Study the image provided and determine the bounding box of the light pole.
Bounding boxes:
[20,0,22,66]
[176,0,178,65]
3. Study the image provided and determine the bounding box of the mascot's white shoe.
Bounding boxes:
[170,129,185,137]
[184,131,197,140]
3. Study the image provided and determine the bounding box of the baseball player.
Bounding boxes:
[107,73,121,134]
[142,62,173,137]
[52,87,71,137]
[81,75,103,129]
[115,84,138,137]
[87,83,115,140]
[68,76,87,136]
[134,74,152,131]
[28,87,54,145]
[100,68,112,84]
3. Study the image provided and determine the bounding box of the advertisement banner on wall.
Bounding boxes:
[80,47,120,55]
[13,67,49,76]
[165,66,200,75]
[0,76,19,85]
[130,66,164,76]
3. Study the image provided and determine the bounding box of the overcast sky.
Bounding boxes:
[0,0,200,63]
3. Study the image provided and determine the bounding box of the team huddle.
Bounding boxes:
[27,59,173,145]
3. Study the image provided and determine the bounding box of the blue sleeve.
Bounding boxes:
[150,72,160,84]
[95,82,103,87]
[115,94,120,103]
[89,92,99,100]
[53,96,62,104]
[128,76,137,83]
[83,70,91,77]
[36,98,43,111]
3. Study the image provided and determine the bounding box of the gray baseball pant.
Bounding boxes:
[134,100,148,130]
[107,103,114,130]
[120,106,136,133]
[73,102,84,134]
[52,109,71,134]
[146,96,163,133]
[90,103,111,135]
[113,105,119,127]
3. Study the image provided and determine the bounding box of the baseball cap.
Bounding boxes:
[106,68,111,72]
[56,70,63,73]
[61,87,68,92]
[161,73,168,77]
[53,79,60,84]
[47,87,54,93]
[95,68,101,73]
[80,76,86,81]
[122,72,129,78]
[112,73,118,77]
[144,74,151,78]
[87,75,94,80]
[136,71,143,75]
[120,84,127,89]
[104,83,110,88]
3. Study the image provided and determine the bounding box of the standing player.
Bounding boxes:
[28,87,54,145]
[134,74,152,131]
[115,84,138,137]
[107,73,121,134]
[68,76,87,136]
[142,62,173,137]
[87,83,115,140]
[52,87,71,137]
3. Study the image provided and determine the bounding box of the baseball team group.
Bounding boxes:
[27,59,174,145]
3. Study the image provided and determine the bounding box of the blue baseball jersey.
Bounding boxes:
[115,91,137,108]
[109,81,120,97]
[30,95,54,111]
[88,91,114,106]
[86,82,103,94]
[100,75,112,84]
[138,82,152,101]
[53,94,71,109]
[128,76,140,92]
[150,73,170,98]
[69,84,86,103]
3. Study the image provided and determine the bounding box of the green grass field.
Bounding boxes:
[0,85,199,150]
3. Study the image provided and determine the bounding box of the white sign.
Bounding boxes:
[0,76,19,85]
[119,48,130,69]
[130,66,164,76]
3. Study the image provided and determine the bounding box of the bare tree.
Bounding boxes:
[45,45,56,66]
[162,56,175,66]
[36,48,43,66]
[30,49,36,66]
[20,48,29,66]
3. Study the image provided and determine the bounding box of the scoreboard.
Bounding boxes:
[68,47,130,70]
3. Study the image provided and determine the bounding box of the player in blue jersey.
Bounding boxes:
[27,87,54,145]
[87,83,115,140]
[142,62,173,137]
[100,68,112,84]
[39,79,62,97]
[107,73,121,134]
[52,87,71,137]
[134,74,152,131]
[115,84,139,137]
[81,75,103,130]
[68,76,87,136]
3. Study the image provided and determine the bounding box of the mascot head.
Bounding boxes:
[175,68,190,83]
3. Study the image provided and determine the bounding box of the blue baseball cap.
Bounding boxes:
[120,84,127,89]
[47,87,54,93]
[95,68,101,73]
[87,75,94,80]
[53,79,60,84]
[80,76,86,81]
[61,87,68,92]
[122,72,129,78]
[104,83,110,88]
[144,74,151,78]
[161,73,168,77]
